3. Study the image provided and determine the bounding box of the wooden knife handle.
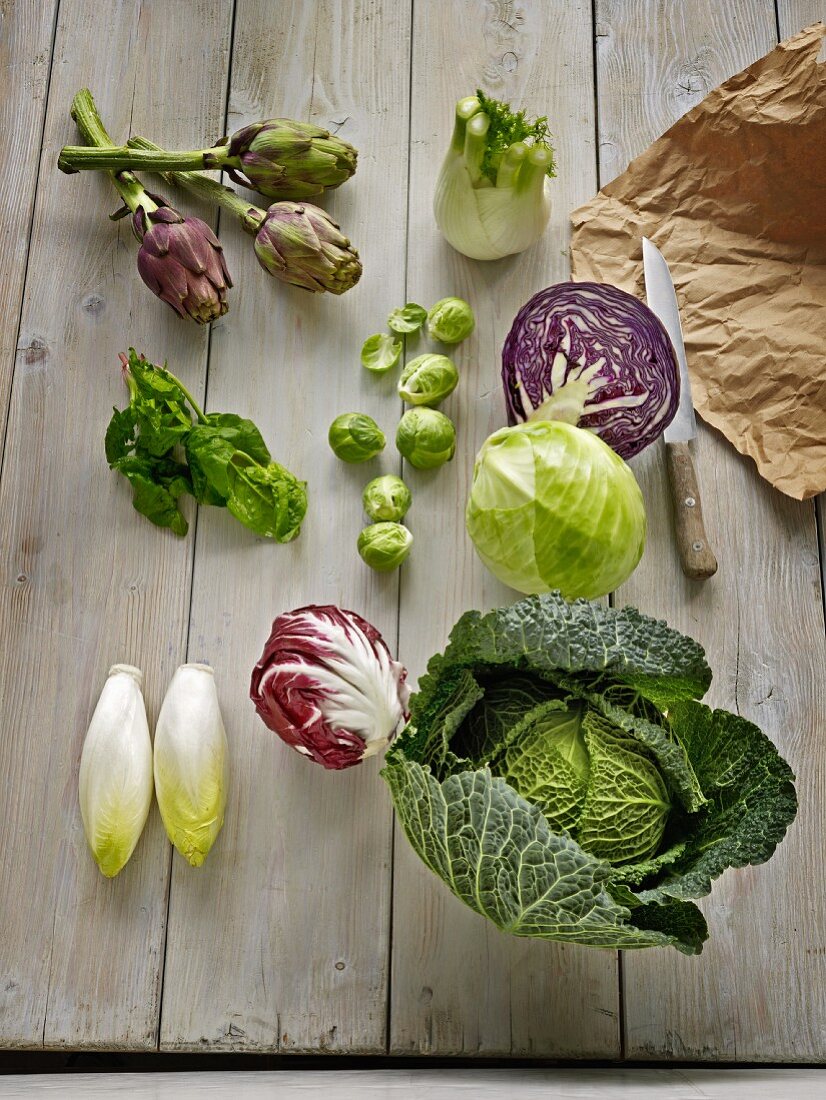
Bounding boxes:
[665,441,718,580]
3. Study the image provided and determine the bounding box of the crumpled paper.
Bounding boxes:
[570,23,826,499]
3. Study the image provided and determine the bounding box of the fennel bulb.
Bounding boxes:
[78,664,153,878]
[154,664,229,867]
[434,92,555,261]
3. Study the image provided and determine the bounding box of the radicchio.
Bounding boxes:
[250,605,410,770]
[502,281,679,459]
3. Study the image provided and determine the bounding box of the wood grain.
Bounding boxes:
[776,0,826,31]
[0,0,58,459]
[388,0,620,1057]
[780,0,826,751]
[0,0,823,1061]
[0,0,231,1049]
[157,0,411,1054]
[594,0,826,1062]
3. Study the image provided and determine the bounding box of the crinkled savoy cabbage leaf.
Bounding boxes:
[383,761,702,951]
[383,594,796,954]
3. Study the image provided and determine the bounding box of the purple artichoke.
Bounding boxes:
[132,201,231,324]
[251,202,361,294]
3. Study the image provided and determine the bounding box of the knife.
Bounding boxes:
[642,237,718,580]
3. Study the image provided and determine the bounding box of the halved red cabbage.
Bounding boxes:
[502,282,679,459]
[250,604,410,770]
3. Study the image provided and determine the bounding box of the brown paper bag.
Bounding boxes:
[570,23,826,499]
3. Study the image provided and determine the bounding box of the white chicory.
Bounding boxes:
[78,664,153,878]
[154,663,229,867]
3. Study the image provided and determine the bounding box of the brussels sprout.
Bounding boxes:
[361,333,402,374]
[426,297,475,344]
[328,413,386,463]
[358,522,413,572]
[398,353,459,407]
[396,408,456,470]
[362,475,412,522]
[388,303,427,334]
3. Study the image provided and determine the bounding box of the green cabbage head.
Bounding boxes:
[466,420,646,599]
[383,594,797,954]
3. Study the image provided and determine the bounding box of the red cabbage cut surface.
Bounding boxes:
[502,282,680,459]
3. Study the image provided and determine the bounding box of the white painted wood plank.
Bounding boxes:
[0,0,57,458]
[779,0,826,724]
[158,0,412,1053]
[0,0,231,1049]
[776,0,826,31]
[389,0,620,1057]
[4,1069,826,1099]
[592,0,826,1062]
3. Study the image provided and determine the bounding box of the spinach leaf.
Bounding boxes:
[185,413,271,505]
[105,405,138,464]
[127,353,194,457]
[106,351,307,544]
[226,453,307,542]
[112,455,191,536]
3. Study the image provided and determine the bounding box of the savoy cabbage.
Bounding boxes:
[383,593,797,954]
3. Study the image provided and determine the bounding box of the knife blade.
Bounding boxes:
[642,237,717,580]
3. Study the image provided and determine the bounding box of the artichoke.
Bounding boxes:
[63,90,232,323]
[133,199,230,324]
[119,135,363,295]
[251,202,361,294]
[215,119,357,200]
[60,115,357,203]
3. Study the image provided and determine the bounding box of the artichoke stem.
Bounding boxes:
[127,135,264,235]
[68,89,156,216]
[58,144,218,174]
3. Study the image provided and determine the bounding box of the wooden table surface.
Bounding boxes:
[1,0,824,1061]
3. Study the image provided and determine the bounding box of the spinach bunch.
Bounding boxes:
[105,350,307,541]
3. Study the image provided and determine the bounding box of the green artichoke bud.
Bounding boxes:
[358,523,413,572]
[253,202,362,294]
[329,413,385,463]
[362,475,412,522]
[59,111,356,203]
[217,119,357,201]
[398,353,459,407]
[396,408,456,469]
[426,297,475,344]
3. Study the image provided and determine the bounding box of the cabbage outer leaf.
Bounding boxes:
[631,700,797,903]
[383,755,706,953]
[437,594,711,704]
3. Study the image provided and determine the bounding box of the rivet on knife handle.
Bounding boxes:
[665,441,718,579]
